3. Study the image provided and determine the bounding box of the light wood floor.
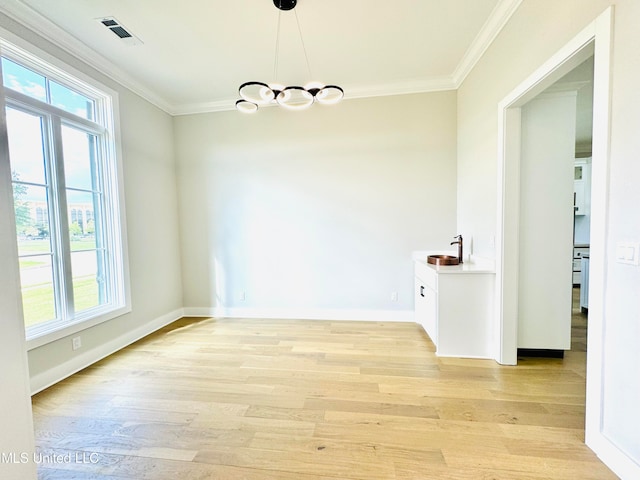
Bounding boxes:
[32,307,616,479]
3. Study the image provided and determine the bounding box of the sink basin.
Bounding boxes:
[427,255,459,266]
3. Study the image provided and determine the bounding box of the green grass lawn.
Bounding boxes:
[22,277,100,327]
[19,258,48,268]
[17,239,50,254]
[18,236,101,327]
[18,237,97,254]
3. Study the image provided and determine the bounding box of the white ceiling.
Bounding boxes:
[0,0,522,115]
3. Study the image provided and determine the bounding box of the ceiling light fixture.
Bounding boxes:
[236,0,344,113]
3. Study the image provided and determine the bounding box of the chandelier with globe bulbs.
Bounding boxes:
[235,0,344,113]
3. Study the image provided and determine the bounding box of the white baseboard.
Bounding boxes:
[30,308,184,395]
[183,306,415,323]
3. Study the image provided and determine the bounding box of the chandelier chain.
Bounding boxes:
[273,11,282,81]
[294,9,313,79]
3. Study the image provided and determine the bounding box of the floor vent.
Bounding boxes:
[97,17,143,46]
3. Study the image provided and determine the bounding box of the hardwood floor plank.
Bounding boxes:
[239,355,361,374]
[359,365,441,377]
[504,437,608,463]
[316,411,509,456]
[498,423,585,444]
[441,450,617,479]
[304,397,439,419]
[36,423,198,460]
[108,396,250,417]
[249,432,447,475]
[245,374,380,393]
[243,405,326,422]
[38,468,129,480]
[37,447,353,480]
[194,444,397,480]
[188,414,316,437]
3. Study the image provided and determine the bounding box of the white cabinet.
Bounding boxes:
[580,256,590,311]
[414,260,494,358]
[574,159,591,216]
[573,246,589,285]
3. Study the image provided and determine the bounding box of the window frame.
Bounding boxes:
[0,33,131,350]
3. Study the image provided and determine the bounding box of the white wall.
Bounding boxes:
[457,0,611,258]
[175,93,457,319]
[600,0,640,465]
[518,92,576,350]
[457,0,640,477]
[0,13,185,392]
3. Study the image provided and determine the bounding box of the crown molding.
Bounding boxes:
[344,76,456,101]
[0,1,173,114]
[172,76,457,115]
[171,99,236,116]
[2,0,521,117]
[452,0,523,87]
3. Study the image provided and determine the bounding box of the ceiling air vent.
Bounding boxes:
[97,17,143,46]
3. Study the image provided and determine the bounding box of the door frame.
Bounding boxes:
[495,10,607,366]
[494,7,640,478]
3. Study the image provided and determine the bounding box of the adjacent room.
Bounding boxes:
[1,1,639,479]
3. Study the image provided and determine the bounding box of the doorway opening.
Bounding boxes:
[514,55,594,360]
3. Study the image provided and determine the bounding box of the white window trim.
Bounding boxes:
[0,31,131,351]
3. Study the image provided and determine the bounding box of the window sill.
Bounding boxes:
[25,304,131,351]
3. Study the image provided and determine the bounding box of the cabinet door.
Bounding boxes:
[422,285,437,346]
[415,277,437,346]
[580,258,590,309]
[574,180,586,215]
[573,160,591,216]
[414,276,428,326]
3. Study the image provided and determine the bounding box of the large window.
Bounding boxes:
[1,39,129,347]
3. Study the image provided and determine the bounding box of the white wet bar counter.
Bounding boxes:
[413,252,495,358]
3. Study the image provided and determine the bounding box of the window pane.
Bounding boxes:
[20,258,57,327]
[61,125,98,190]
[1,57,47,102]
[15,185,52,256]
[5,107,47,185]
[71,250,106,313]
[49,80,95,121]
[67,191,97,251]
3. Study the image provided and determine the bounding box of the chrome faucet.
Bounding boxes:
[450,235,463,264]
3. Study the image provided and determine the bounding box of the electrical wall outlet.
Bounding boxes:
[238,291,246,301]
[72,336,82,351]
[391,291,398,302]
